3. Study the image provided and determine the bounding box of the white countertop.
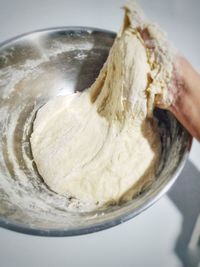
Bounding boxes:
[0,0,200,266]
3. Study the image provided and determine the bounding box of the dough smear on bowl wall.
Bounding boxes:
[30,2,174,211]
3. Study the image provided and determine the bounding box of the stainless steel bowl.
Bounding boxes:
[0,27,192,236]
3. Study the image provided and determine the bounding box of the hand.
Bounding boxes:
[140,27,200,140]
[168,56,200,141]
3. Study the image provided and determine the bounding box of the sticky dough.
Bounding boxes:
[31,3,173,211]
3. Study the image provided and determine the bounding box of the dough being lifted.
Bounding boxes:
[31,3,173,211]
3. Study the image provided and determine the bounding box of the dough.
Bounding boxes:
[31,3,173,211]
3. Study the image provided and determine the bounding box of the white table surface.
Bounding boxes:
[0,0,199,266]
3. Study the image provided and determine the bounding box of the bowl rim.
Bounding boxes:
[0,26,193,236]
[0,26,116,48]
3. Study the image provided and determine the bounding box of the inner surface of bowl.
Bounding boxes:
[0,28,191,236]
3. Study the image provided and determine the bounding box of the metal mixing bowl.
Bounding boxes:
[0,27,192,236]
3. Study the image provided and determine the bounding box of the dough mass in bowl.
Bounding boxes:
[31,3,173,211]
